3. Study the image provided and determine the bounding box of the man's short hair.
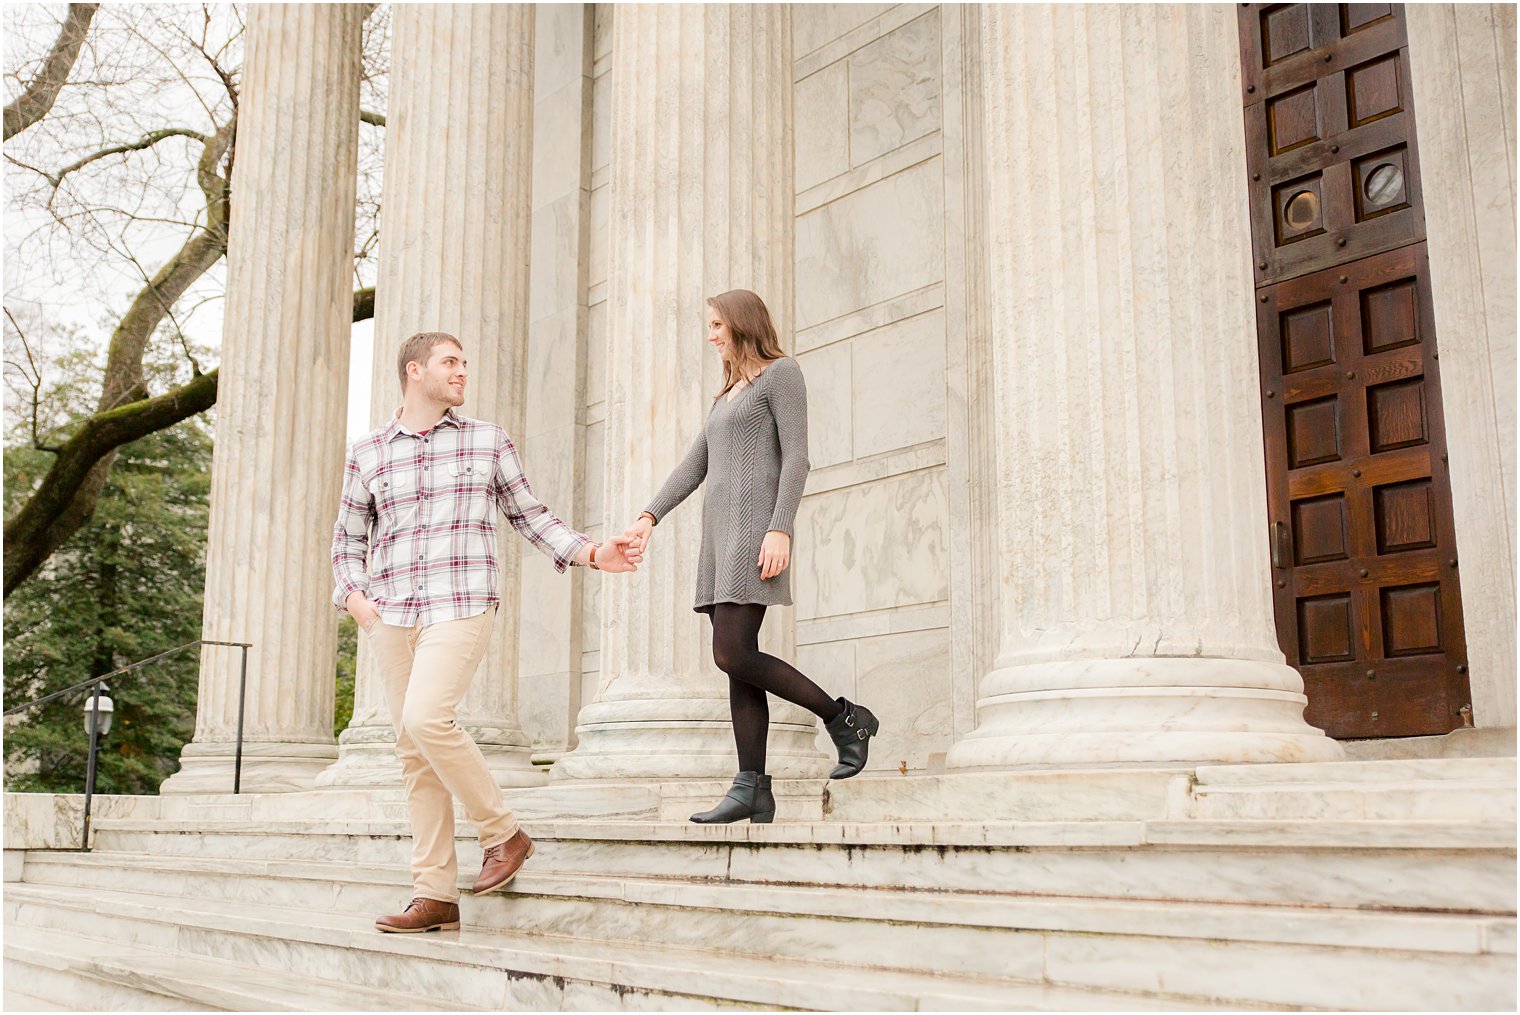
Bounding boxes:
[397,332,463,392]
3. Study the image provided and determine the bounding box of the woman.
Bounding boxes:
[624,289,879,824]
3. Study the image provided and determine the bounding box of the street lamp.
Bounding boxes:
[80,683,113,851]
[82,685,114,737]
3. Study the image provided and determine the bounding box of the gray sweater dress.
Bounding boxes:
[644,356,810,615]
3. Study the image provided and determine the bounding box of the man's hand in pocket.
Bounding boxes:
[346,591,381,631]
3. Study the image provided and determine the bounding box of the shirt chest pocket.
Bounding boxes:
[368,470,411,500]
[367,471,416,520]
[447,460,491,498]
[447,460,485,481]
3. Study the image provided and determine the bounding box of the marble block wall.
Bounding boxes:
[791,4,965,772]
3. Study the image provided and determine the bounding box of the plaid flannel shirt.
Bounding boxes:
[331,407,591,627]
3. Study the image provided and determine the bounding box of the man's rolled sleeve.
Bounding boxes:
[331,447,375,611]
[493,433,591,573]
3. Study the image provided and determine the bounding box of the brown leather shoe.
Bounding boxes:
[473,828,534,894]
[374,897,460,934]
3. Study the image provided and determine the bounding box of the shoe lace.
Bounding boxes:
[482,844,501,861]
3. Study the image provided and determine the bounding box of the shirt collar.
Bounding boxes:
[385,406,463,441]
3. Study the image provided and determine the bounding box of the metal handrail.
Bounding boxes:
[3,639,251,850]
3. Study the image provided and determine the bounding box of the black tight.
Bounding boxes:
[710,603,844,774]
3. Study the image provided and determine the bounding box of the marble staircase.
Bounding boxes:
[4,758,1516,1011]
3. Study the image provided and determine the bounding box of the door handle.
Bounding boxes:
[1271,520,1288,569]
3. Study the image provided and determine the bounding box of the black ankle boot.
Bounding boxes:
[824,698,879,779]
[690,772,775,824]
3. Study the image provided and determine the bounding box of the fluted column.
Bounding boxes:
[162,4,362,794]
[1405,4,1517,730]
[555,4,823,779]
[946,5,1342,770]
[318,3,543,789]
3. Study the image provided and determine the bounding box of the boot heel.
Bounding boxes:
[750,811,776,824]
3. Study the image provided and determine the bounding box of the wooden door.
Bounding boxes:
[1239,4,1471,738]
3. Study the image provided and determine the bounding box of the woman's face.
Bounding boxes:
[707,306,735,363]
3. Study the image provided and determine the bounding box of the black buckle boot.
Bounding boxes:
[690,772,776,824]
[824,697,879,779]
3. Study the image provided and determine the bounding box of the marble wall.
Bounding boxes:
[791,4,963,772]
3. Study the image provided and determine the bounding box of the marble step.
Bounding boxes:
[1191,757,1516,786]
[89,816,1518,913]
[17,849,1516,1011]
[3,924,480,1012]
[1185,757,1517,821]
[2,882,1218,1012]
[145,780,828,824]
[4,947,208,1012]
[1188,778,1518,820]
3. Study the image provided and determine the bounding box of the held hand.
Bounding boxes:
[346,591,381,631]
[594,533,643,573]
[758,530,791,580]
[623,514,654,556]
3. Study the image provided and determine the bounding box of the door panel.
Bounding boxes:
[1240,5,1470,738]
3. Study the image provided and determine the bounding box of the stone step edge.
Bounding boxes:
[1191,778,1517,795]
[4,925,486,1012]
[89,816,1520,849]
[2,881,1264,1012]
[1191,757,1517,786]
[24,849,1517,955]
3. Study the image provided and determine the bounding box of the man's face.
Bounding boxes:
[412,341,467,406]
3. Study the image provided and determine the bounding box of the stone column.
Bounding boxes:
[1406,4,1517,731]
[162,4,362,794]
[318,3,543,789]
[946,5,1343,770]
[516,4,595,767]
[554,4,824,779]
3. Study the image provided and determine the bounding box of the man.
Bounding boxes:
[331,331,642,933]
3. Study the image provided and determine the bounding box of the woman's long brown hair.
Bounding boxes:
[709,289,786,400]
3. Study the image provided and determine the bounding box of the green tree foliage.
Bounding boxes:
[4,328,362,791]
[335,614,357,740]
[4,337,212,794]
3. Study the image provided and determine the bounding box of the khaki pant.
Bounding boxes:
[364,606,518,902]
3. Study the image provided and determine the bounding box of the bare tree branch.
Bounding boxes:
[4,285,376,596]
[4,368,220,595]
[3,5,385,595]
[3,4,99,140]
[360,109,385,127]
[3,307,54,452]
[42,127,212,194]
[98,115,232,414]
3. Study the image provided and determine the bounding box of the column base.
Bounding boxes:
[315,720,403,788]
[160,740,339,795]
[554,697,831,780]
[315,718,548,789]
[945,657,1345,770]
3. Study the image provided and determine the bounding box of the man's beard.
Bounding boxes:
[431,378,466,406]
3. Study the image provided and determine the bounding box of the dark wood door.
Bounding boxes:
[1239,3,1471,738]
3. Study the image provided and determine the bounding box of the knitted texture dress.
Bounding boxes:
[644,356,810,615]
